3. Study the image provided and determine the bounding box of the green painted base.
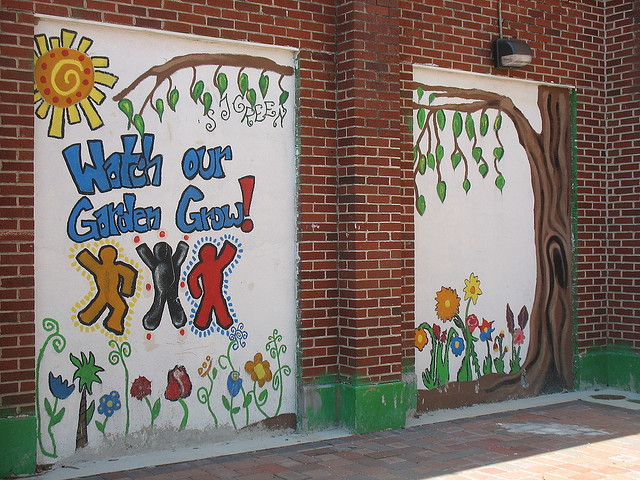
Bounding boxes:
[0,415,36,478]
[301,376,416,434]
[577,344,640,392]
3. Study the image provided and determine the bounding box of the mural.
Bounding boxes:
[34,18,297,463]
[413,67,573,410]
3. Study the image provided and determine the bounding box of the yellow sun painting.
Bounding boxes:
[34,28,118,139]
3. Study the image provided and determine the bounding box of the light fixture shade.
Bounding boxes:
[494,38,532,68]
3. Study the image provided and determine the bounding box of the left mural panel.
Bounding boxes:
[34,18,297,463]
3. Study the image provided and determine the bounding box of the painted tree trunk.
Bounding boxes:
[76,388,88,449]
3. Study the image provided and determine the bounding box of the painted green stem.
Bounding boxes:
[178,398,188,431]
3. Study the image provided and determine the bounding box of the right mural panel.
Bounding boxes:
[413,66,574,411]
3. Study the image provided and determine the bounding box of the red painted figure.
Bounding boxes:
[187,241,237,330]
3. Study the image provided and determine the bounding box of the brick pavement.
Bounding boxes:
[42,398,640,480]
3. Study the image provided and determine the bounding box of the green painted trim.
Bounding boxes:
[577,345,640,392]
[570,87,580,386]
[0,415,36,478]
[339,379,415,434]
[301,383,339,430]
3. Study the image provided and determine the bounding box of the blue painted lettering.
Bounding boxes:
[175,185,243,233]
[181,145,231,180]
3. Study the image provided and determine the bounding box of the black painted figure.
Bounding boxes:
[136,241,189,331]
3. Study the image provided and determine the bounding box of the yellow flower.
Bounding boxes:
[245,353,272,387]
[435,287,460,321]
[414,328,428,351]
[463,273,482,305]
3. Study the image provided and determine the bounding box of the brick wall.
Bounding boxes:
[605,0,640,347]
[1,0,637,415]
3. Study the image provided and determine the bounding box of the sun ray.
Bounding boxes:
[35,90,42,103]
[77,37,93,54]
[79,98,103,130]
[49,106,65,138]
[91,56,109,68]
[50,37,60,49]
[34,34,49,56]
[35,100,50,119]
[61,29,77,48]
[67,103,81,124]
[89,86,106,105]
[94,70,119,88]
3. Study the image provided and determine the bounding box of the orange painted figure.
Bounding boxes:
[76,245,138,335]
[187,241,237,331]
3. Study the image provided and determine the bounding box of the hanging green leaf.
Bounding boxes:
[452,111,462,137]
[202,92,212,114]
[451,151,461,170]
[436,109,446,130]
[192,80,204,102]
[246,88,257,107]
[493,146,504,161]
[436,181,447,203]
[221,395,231,411]
[480,113,489,136]
[259,73,269,98]
[465,114,475,140]
[169,88,179,111]
[413,146,419,163]
[118,99,134,128]
[479,163,489,178]
[418,154,427,174]
[238,73,249,96]
[86,400,95,424]
[279,90,289,105]
[417,87,424,100]
[494,113,502,131]
[472,146,482,163]
[463,178,471,193]
[427,153,435,170]
[155,98,164,122]
[217,73,228,96]
[428,93,435,104]
[495,175,506,192]
[133,114,144,136]
[417,108,426,129]
[417,195,426,215]
[436,144,444,162]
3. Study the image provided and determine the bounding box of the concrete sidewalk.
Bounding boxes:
[28,389,640,480]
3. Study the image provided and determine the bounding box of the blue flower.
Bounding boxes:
[450,335,465,357]
[48,372,75,400]
[97,391,121,418]
[227,371,242,398]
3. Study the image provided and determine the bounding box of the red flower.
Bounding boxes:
[433,324,441,339]
[513,328,526,346]
[465,314,479,332]
[165,365,192,401]
[130,376,152,401]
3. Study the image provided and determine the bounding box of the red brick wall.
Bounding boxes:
[1,0,636,414]
[605,0,640,346]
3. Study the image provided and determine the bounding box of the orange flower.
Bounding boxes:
[414,328,428,351]
[245,352,272,387]
[435,287,460,321]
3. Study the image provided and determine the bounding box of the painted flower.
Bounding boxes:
[433,323,441,340]
[463,273,482,305]
[414,328,428,351]
[479,319,495,342]
[450,335,465,357]
[165,365,192,401]
[245,353,273,388]
[435,287,460,321]
[97,391,121,418]
[227,371,243,398]
[48,371,75,400]
[465,314,479,333]
[130,376,152,401]
[513,328,526,346]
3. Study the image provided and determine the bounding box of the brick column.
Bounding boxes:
[334,0,413,432]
